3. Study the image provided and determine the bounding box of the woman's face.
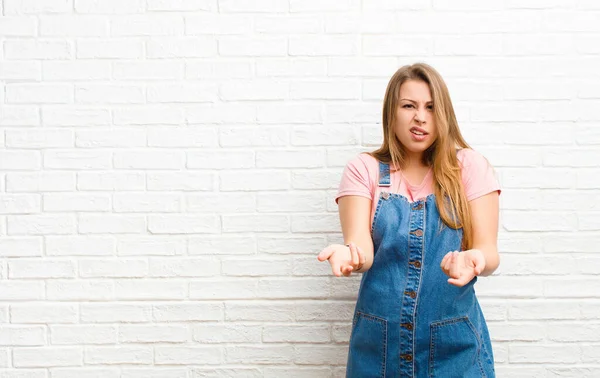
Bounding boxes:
[393,79,438,162]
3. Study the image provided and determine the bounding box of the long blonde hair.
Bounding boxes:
[371,63,473,250]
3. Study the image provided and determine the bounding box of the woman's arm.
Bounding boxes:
[441,190,500,286]
[469,190,500,276]
[338,195,375,273]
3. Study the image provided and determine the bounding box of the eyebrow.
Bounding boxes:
[400,98,433,104]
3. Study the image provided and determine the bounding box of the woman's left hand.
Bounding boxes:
[440,249,486,287]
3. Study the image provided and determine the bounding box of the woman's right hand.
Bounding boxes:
[317,242,366,277]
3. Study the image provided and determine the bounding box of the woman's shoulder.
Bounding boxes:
[346,152,380,172]
[456,148,491,169]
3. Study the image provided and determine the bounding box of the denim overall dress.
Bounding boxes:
[346,162,495,378]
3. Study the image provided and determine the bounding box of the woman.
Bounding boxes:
[318,63,500,377]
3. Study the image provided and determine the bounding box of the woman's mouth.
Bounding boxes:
[410,127,428,141]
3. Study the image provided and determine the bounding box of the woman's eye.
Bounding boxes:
[427,106,433,111]
[403,104,413,108]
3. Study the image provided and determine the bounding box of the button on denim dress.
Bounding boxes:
[346,162,495,378]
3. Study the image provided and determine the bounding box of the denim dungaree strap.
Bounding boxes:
[378,162,391,187]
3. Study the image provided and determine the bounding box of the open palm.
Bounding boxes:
[440,249,486,287]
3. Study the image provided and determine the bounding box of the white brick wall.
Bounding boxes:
[0,1,598,377]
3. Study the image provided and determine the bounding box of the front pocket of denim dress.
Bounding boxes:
[429,316,486,378]
[347,312,387,378]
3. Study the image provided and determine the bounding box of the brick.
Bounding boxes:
[13,348,82,368]
[192,368,262,378]
[185,14,252,35]
[9,260,75,279]
[264,368,331,378]
[222,258,292,277]
[147,172,215,191]
[40,16,108,37]
[43,194,110,212]
[0,194,41,214]
[291,80,360,100]
[6,129,73,149]
[153,303,223,322]
[186,103,256,124]
[78,215,146,234]
[46,236,116,256]
[147,83,218,103]
[114,280,186,300]
[51,369,120,378]
[290,36,358,56]
[220,171,290,191]
[148,215,220,234]
[7,215,76,235]
[10,304,77,323]
[42,106,110,126]
[113,106,183,125]
[75,0,143,13]
[256,58,326,77]
[147,37,217,58]
[4,39,71,60]
[293,345,347,365]
[186,60,253,80]
[219,37,287,57]
[51,325,117,345]
[187,150,254,169]
[113,193,181,213]
[435,35,502,56]
[186,193,256,213]
[4,0,71,14]
[225,345,293,364]
[149,258,220,278]
[77,172,145,191]
[0,326,45,346]
[76,39,143,59]
[75,84,145,104]
[75,128,146,148]
[7,84,72,104]
[219,0,288,13]
[118,236,186,256]
[113,151,185,170]
[193,324,261,343]
[325,12,394,33]
[263,325,330,343]
[113,61,184,80]
[190,236,256,256]
[222,215,289,233]
[0,61,41,81]
[0,106,40,126]
[81,304,152,323]
[155,347,222,365]
[509,344,579,364]
[0,282,40,304]
[0,238,42,257]
[47,280,113,301]
[0,16,37,36]
[190,279,258,300]
[257,192,325,212]
[220,126,288,147]
[147,0,215,11]
[118,325,188,343]
[121,369,187,378]
[255,15,321,33]
[147,126,218,147]
[44,150,111,170]
[85,347,152,365]
[79,259,148,278]
[111,15,183,36]
[0,150,41,170]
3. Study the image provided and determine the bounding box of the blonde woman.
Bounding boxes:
[318,63,500,377]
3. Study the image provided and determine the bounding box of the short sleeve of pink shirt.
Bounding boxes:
[335,149,500,222]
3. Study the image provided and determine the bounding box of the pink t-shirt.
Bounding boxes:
[335,148,501,224]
